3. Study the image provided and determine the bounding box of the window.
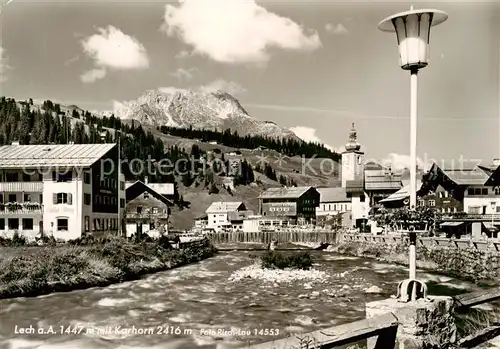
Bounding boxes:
[468,206,480,214]
[22,173,31,182]
[84,193,91,205]
[6,173,18,182]
[120,198,125,208]
[496,188,500,195]
[84,172,91,184]
[467,188,474,196]
[418,200,425,207]
[8,194,16,203]
[474,188,482,195]
[8,218,19,230]
[137,207,143,214]
[57,171,72,182]
[40,194,43,203]
[0,194,3,203]
[428,200,436,207]
[360,195,365,202]
[144,191,149,199]
[23,194,31,202]
[152,207,158,214]
[497,207,500,213]
[22,218,33,230]
[0,219,4,230]
[57,218,68,231]
[54,193,72,204]
[84,216,90,232]
[481,188,488,195]
[120,181,125,190]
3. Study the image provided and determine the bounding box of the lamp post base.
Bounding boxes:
[396,278,428,302]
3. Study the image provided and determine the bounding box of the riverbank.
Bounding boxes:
[0,237,217,299]
[331,238,500,285]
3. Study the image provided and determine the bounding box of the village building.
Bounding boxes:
[420,160,500,236]
[193,214,208,230]
[379,182,463,215]
[0,143,125,241]
[228,210,255,231]
[316,187,352,228]
[124,179,174,238]
[205,201,247,232]
[258,186,320,226]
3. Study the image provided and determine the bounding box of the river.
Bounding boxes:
[0,248,485,349]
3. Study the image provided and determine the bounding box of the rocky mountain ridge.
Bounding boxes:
[107,89,300,140]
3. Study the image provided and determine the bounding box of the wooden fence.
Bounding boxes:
[247,287,500,348]
[340,233,500,253]
[205,231,337,245]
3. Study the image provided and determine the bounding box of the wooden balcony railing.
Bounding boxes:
[0,205,42,215]
[125,213,169,219]
[0,182,43,192]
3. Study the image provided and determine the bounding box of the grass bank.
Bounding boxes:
[0,236,217,299]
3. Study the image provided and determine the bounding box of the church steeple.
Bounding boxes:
[345,122,361,152]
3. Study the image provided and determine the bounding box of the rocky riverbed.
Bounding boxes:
[0,250,484,349]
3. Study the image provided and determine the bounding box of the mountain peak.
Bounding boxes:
[112,88,297,139]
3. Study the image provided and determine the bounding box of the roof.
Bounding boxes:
[364,170,402,191]
[206,201,244,213]
[441,168,490,186]
[195,214,208,220]
[0,143,116,168]
[379,182,423,203]
[259,186,314,199]
[228,210,255,222]
[426,161,492,186]
[125,181,174,195]
[317,187,350,203]
[440,222,464,227]
[345,179,364,193]
[125,181,174,205]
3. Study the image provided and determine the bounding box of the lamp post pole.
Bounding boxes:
[409,66,418,281]
[379,6,448,302]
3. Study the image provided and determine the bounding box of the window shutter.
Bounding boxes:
[68,193,73,205]
[53,193,57,204]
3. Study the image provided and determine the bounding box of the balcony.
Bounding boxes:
[0,203,42,215]
[125,213,169,220]
[444,213,500,221]
[0,182,43,192]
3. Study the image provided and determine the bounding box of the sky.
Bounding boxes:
[0,0,499,171]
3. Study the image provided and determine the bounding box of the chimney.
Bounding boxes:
[144,176,148,184]
[494,159,500,167]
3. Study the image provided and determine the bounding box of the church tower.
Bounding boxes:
[342,123,365,187]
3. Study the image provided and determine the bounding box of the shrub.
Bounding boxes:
[11,232,26,246]
[261,251,313,270]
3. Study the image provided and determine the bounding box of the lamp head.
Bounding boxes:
[378,8,448,71]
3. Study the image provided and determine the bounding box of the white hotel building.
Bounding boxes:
[0,143,125,241]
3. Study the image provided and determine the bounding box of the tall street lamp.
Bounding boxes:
[379,6,448,302]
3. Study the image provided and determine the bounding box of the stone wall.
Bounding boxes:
[335,233,500,283]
